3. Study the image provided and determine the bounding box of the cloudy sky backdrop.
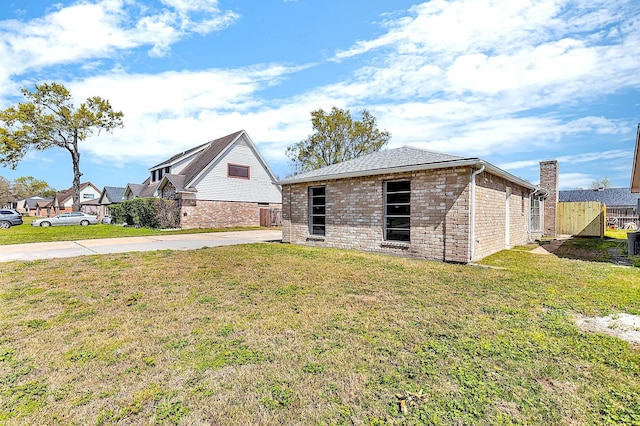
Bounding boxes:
[1,0,638,191]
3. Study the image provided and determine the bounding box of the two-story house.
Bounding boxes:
[124,130,282,229]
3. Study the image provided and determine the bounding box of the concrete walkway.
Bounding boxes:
[530,235,572,255]
[0,230,282,263]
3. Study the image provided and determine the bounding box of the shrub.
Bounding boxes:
[110,198,180,229]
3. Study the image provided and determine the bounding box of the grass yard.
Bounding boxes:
[0,216,264,245]
[0,243,639,424]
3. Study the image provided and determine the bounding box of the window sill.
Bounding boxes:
[381,241,410,249]
[306,235,325,242]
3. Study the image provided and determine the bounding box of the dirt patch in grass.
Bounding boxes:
[575,313,640,347]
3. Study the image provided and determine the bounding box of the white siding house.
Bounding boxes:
[125,130,282,229]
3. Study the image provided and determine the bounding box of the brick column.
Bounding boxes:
[539,160,559,236]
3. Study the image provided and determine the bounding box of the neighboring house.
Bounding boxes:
[51,182,101,215]
[632,123,640,193]
[14,183,101,216]
[559,187,640,229]
[278,147,557,263]
[16,196,54,216]
[123,179,158,200]
[97,186,126,218]
[124,130,282,229]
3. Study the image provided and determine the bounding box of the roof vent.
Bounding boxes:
[597,185,605,191]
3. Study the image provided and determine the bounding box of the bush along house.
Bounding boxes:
[278,147,557,263]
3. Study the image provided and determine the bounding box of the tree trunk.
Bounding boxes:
[71,135,83,212]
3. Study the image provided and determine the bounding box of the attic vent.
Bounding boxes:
[597,185,605,191]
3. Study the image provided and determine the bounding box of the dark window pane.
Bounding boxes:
[312,216,325,226]
[312,206,325,215]
[387,192,410,204]
[311,225,325,235]
[386,204,410,215]
[386,181,410,193]
[312,196,326,205]
[311,187,325,196]
[387,217,410,229]
[386,229,410,241]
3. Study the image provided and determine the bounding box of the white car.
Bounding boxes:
[32,212,99,227]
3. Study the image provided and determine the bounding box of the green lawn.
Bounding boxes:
[0,216,266,245]
[0,242,638,424]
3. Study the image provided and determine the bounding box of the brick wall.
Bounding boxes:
[283,168,472,262]
[473,173,532,261]
[539,160,559,236]
[180,200,282,229]
[282,167,534,263]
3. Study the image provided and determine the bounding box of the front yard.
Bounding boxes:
[0,241,638,424]
[0,216,264,245]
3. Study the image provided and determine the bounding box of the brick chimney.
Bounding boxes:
[539,160,559,236]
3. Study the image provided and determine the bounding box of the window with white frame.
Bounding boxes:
[384,180,410,242]
[309,186,326,236]
[530,196,542,231]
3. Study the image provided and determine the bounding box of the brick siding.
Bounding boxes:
[283,167,534,263]
[473,173,531,260]
[539,160,559,236]
[180,200,282,229]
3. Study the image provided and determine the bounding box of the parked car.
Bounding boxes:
[31,212,98,227]
[0,209,23,229]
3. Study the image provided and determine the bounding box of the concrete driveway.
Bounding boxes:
[0,229,282,263]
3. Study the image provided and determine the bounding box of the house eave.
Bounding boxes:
[278,159,537,190]
[631,123,640,193]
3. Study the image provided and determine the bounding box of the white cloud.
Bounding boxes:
[559,172,598,190]
[0,0,239,80]
[500,149,632,171]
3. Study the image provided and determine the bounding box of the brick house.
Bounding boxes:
[124,130,282,229]
[278,147,556,263]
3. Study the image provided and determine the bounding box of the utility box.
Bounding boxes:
[628,231,640,256]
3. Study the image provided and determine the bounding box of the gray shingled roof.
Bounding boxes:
[278,147,480,183]
[102,186,125,204]
[126,183,145,197]
[559,188,640,207]
[126,131,245,199]
[179,130,243,186]
[161,174,196,193]
[150,142,209,170]
[278,146,538,190]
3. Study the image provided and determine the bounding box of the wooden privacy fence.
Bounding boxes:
[557,201,605,237]
[260,208,282,227]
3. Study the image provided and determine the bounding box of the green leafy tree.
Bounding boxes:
[286,107,391,173]
[0,82,124,211]
[11,176,56,199]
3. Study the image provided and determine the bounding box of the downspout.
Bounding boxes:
[469,164,485,262]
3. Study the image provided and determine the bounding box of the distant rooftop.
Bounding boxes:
[559,187,640,207]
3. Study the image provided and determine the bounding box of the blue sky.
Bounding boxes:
[0,0,639,192]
